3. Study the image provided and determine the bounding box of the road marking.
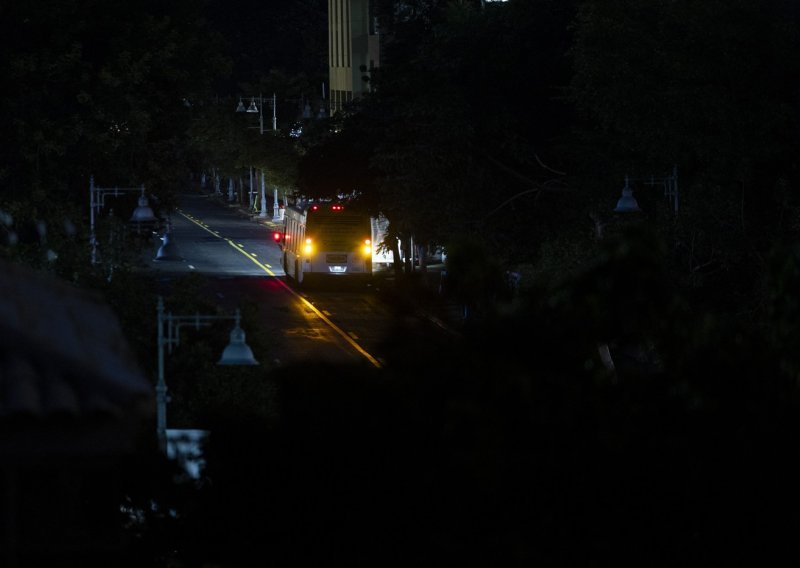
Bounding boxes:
[176,210,382,369]
[294,297,382,368]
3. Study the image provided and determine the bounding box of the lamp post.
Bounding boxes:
[614,166,679,214]
[155,296,259,453]
[236,93,277,134]
[259,171,269,218]
[272,188,283,222]
[234,96,277,218]
[214,171,222,196]
[89,175,158,265]
[154,216,183,262]
[249,167,255,210]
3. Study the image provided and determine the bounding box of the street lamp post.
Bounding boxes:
[234,96,277,218]
[259,171,269,218]
[614,166,679,214]
[155,296,259,453]
[236,93,277,134]
[89,175,158,265]
[249,167,255,210]
[272,188,282,222]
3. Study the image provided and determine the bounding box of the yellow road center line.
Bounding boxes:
[176,210,382,369]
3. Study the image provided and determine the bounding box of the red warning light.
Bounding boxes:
[272,231,282,241]
[331,204,345,211]
[311,205,319,211]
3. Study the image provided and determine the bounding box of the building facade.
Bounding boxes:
[328,0,380,114]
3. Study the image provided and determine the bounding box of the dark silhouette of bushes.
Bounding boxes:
[152,224,800,566]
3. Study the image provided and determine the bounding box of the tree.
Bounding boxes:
[0,0,231,282]
[1,0,228,196]
[569,0,800,318]
[150,219,800,565]
[296,0,577,273]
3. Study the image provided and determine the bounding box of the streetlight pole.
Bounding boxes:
[614,166,679,214]
[272,188,282,222]
[155,296,259,453]
[257,94,264,134]
[235,95,279,219]
[249,167,255,210]
[260,171,269,218]
[89,175,157,265]
[236,93,277,134]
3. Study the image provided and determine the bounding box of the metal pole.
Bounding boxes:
[259,93,264,135]
[249,167,254,209]
[89,176,97,265]
[272,93,277,131]
[272,188,281,222]
[260,171,268,218]
[156,297,168,453]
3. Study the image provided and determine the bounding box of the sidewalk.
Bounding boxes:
[212,194,283,231]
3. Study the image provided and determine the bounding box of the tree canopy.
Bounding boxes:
[0,0,229,200]
[293,0,800,320]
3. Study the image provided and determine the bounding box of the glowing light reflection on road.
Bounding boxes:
[176,209,382,368]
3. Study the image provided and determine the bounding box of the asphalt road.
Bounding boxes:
[141,193,283,277]
[138,193,396,369]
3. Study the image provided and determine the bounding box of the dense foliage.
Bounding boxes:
[296,0,800,324]
[5,0,800,318]
[0,0,229,199]
[115,223,800,566]
[0,0,326,276]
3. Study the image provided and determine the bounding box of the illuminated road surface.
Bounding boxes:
[141,193,387,368]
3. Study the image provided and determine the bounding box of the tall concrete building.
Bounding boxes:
[328,0,380,114]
